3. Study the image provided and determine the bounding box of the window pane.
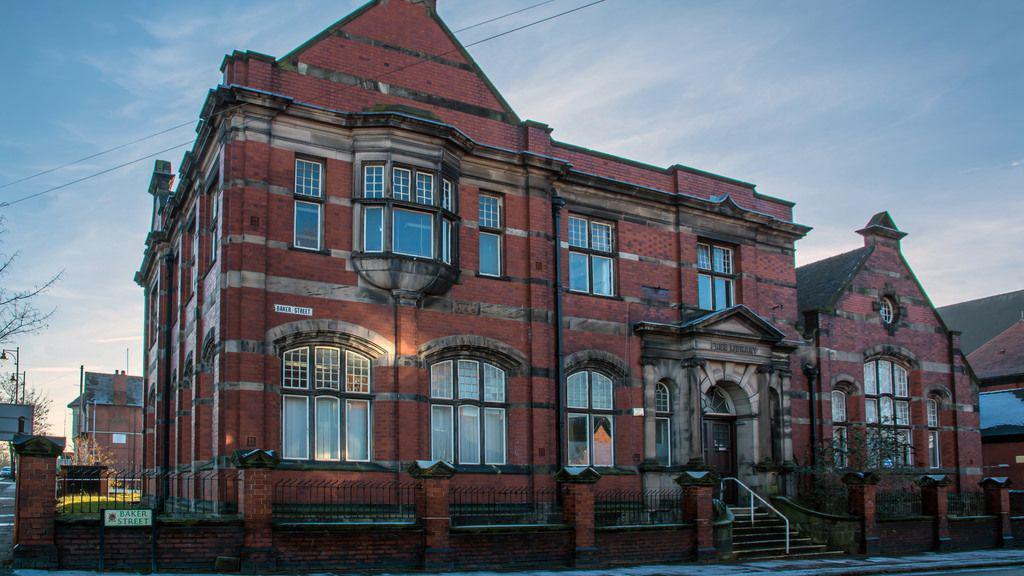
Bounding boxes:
[431,405,453,462]
[295,159,322,198]
[484,408,506,465]
[897,429,912,466]
[834,426,848,468]
[713,277,732,310]
[431,361,453,399]
[294,201,321,250]
[929,430,940,468]
[479,232,501,276]
[569,252,589,292]
[927,399,939,428]
[282,396,308,459]
[895,400,909,426]
[568,217,588,248]
[345,351,371,393]
[592,256,614,296]
[592,415,613,466]
[878,360,893,394]
[866,398,878,424]
[880,397,894,423]
[442,219,452,264]
[698,274,713,310]
[458,360,479,399]
[697,244,712,270]
[283,348,309,389]
[392,168,411,201]
[655,384,670,413]
[416,172,434,204]
[831,390,846,423]
[713,246,732,273]
[442,179,453,210]
[479,195,500,228]
[655,418,670,466]
[363,207,384,252]
[863,362,877,395]
[567,372,588,409]
[483,363,505,402]
[894,365,909,397]
[590,222,612,252]
[567,414,589,466]
[459,405,480,464]
[363,165,384,198]
[392,209,433,258]
[314,347,341,390]
[591,373,613,410]
[346,399,370,461]
[315,397,340,461]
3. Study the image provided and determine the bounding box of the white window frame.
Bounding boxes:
[696,242,736,311]
[314,396,341,462]
[391,208,434,258]
[565,370,615,467]
[293,200,323,251]
[429,359,507,465]
[294,158,323,198]
[567,216,616,297]
[282,395,310,461]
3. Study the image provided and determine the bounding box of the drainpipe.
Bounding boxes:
[948,331,962,492]
[551,194,567,470]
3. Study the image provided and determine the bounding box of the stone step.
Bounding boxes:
[732,537,814,550]
[741,550,848,561]
[733,543,831,559]
[732,531,801,542]
[732,523,790,534]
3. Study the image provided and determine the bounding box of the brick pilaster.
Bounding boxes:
[233,448,279,573]
[11,434,65,569]
[675,469,718,562]
[917,474,952,551]
[843,471,881,555]
[409,459,456,570]
[555,467,601,567]
[980,477,1012,548]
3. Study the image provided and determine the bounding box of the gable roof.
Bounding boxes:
[968,320,1024,382]
[980,388,1024,439]
[67,372,144,409]
[939,289,1024,354]
[795,247,873,313]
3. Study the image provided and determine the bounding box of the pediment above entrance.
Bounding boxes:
[635,305,793,364]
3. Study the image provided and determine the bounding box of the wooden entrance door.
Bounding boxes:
[703,417,737,502]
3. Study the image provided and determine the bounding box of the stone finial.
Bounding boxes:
[842,471,881,486]
[407,459,456,479]
[979,476,1012,489]
[232,448,280,469]
[916,474,952,488]
[553,466,602,484]
[11,434,65,458]
[674,469,719,487]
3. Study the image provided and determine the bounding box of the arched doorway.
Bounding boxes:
[702,386,737,499]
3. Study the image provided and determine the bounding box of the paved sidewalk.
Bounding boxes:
[11,549,1024,575]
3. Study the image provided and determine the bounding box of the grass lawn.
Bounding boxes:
[57,493,141,514]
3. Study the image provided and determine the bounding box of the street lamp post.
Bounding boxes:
[0,348,23,403]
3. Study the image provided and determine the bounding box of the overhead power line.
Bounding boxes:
[0,0,608,209]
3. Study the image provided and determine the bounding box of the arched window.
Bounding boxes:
[655,382,672,466]
[702,387,734,415]
[927,397,940,468]
[280,345,372,462]
[429,360,506,465]
[863,359,911,467]
[566,370,615,467]
[832,389,848,468]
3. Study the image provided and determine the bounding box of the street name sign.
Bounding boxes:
[104,509,152,527]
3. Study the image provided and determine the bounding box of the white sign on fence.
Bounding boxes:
[274,304,313,316]
[104,509,152,527]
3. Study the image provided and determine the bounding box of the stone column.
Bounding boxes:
[555,466,602,567]
[756,365,773,465]
[233,448,279,573]
[642,363,658,466]
[408,460,457,570]
[676,469,718,561]
[683,359,705,468]
[917,474,952,551]
[980,477,1013,548]
[11,435,65,569]
[843,471,881,555]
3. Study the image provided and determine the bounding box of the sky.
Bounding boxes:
[0,0,1021,437]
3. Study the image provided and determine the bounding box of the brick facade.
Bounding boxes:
[68,371,144,469]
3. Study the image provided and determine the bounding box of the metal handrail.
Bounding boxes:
[720,477,790,554]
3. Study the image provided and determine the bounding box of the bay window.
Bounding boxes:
[697,242,735,310]
[281,344,373,462]
[568,216,615,296]
[430,359,507,465]
[293,159,323,251]
[566,370,615,467]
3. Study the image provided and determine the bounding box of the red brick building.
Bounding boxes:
[136,0,981,505]
[970,321,1024,484]
[67,371,144,469]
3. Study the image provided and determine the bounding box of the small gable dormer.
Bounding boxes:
[856,211,907,250]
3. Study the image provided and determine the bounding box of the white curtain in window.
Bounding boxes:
[459,405,480,464]
[283,396,308,459]
[484,408,505,464]
[483,363,505,402]
[315,397,340,460]
[567,372,588,409]
[864,362,877,395]
[567,414,589,466]
[431,405,453,462]
[346,399,370,461]
[831,390,846,423]
[431,361,453,399]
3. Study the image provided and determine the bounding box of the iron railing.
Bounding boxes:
[56,468,238,516]
[449,486,560,527]
[272,479,417,523]
[947,492,986,517]
[791,471,849,516]
[876,489,922,518]
[594,488,683,527]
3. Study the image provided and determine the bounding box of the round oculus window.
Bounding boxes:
[879,298,896,325]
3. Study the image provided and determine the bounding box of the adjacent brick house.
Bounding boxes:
[67,371,144,469]
[970,321,1024,483]
[135,0,982,509]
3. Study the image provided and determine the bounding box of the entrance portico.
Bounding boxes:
[635,306,796,496]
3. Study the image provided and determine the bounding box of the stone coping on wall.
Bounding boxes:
[450,524,570,533]
[596,522,694,533]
